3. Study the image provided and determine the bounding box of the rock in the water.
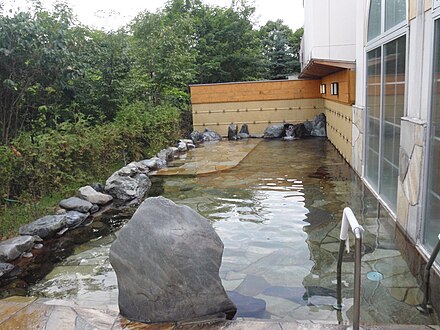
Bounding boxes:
[59,197,93,213]
[227,291,266,318]
[137,157,166,171]
[0,262,15,277]
[66,211,90,228]
[157,148,175,163]
[303,120,313,135]
[177,141,187,152]
[0,236,37,262]
[263,124,285,139]
[228,124,239,140]
[105,166,152,202]
[190,130,203,144]
[109,196,236,323]
[19,215,67,239]
[239,123,250,135]
[311,113,327,137]
[202,128,222,142]
[291,123,308,139]
[78,186,113,205]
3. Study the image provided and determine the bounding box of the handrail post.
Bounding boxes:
[333,207,363,330]
[353,227,363,330]
[417,234,440,314]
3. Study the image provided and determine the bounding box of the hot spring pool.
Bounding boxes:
[29,138,439,326]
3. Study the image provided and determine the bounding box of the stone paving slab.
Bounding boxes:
[155,140,260,176]
[0,298,438,330]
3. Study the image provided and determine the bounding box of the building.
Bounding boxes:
[301,0,440,313]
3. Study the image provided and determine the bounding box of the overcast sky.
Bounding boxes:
[3,0,304,31]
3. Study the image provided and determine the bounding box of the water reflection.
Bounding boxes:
[29,138,438,325]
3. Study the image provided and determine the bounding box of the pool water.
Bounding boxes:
[29,138,439,325]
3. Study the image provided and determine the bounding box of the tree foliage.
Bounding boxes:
[259,20,303,80]
[0,0,303,205]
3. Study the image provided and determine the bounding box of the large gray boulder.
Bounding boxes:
[105,165,152,202]
[263,124,285,139]
[311,113,327,137]
[19,215,67,239]
[228,124,239,140]
[78,186,113,205]
[109,196,236,323]
[59,197,93,213]
[202,128,222,142]
[0,236,37,262]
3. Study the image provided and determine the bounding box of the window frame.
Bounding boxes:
[420,7,440,257]
[364,0,408,216]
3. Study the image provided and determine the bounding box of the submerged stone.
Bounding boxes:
[227,291,266,318]
[109,196,236,323]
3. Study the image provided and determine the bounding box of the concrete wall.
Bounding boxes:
[302,0,356,67]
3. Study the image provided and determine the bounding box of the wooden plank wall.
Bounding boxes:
[321,70,356,105]
[190,80,321,104]
[190,73,355,166]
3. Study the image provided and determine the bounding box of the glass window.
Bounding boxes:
[424,19,440,252]
[366,48,382,190]
[385,0,407,31]
[381,36,406,210]
[368,0,382,41]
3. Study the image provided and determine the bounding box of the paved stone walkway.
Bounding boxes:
[0,296,438,330]
[155,140,260,176]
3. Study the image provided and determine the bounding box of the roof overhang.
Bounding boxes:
[299,59,356,79]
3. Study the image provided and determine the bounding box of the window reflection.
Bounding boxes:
[425,20,440,252]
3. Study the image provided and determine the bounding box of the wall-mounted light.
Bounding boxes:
[330,82,339,95]
[320,84,326,94]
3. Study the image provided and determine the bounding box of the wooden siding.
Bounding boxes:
[190,80,321,104]
[321,70,356,105]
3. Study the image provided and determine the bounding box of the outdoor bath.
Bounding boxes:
[23,138,439,326]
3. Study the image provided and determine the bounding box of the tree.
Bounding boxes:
[259,20,302,80]
[192,2,264,83]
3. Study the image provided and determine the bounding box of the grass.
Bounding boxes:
[0,161,125,240]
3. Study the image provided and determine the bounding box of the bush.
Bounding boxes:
[0,101,181,203]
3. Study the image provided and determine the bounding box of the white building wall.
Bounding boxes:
[302,0,356,66]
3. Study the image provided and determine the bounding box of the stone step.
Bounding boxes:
[0,297,438,330]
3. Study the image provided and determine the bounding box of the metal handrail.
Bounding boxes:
[333,207,364,330]
[417,234,440,314]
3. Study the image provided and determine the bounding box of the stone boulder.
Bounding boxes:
[19,215,67,239]
[190,130,203,144]
[157,147,176,163]
[66,211,90,228]
[238,124,250,139]
[228,124,239,140]
[0,262,15,277]
[201,128,222,142]
[78,186,113,205]
[136,157,166,172]
[59,197,93,213]
[109,196,236,323]
[105,165,152,202]
[311,113,327,137]
[263,124,285,139]
[0,236,37,262]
